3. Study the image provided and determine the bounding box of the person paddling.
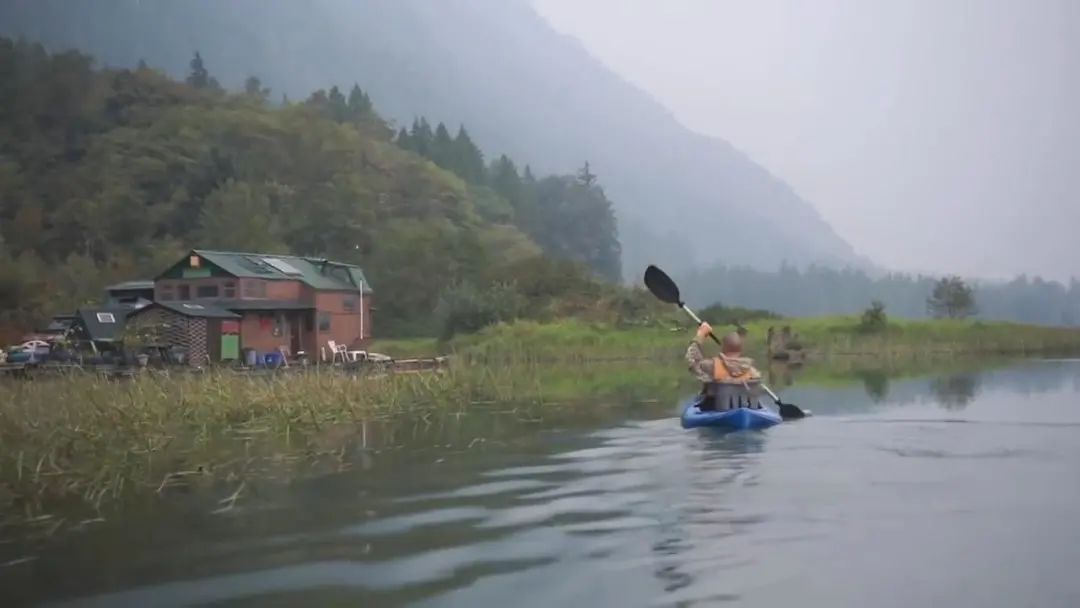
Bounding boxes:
[686,322,763,410]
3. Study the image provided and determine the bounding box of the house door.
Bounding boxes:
[290,314,302,356]
[221,320,240,360]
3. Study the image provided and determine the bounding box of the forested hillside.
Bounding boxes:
[0,40,628,338]
[1,38,1075,334]
[0,0,869,278]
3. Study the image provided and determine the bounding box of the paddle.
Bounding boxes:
[643,264,809,420]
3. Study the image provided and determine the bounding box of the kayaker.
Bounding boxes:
[686,322,763,410]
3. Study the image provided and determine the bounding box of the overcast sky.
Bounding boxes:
[533,0,1080,281]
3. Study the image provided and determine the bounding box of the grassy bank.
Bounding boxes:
[373,317,1080,362]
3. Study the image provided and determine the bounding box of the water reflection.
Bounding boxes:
[647,429,767,604]
[855,369,890,402]
[928,373,979,409]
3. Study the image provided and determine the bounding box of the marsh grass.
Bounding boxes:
[0,365,553,524]
[439,318,1080,363]
[0,361,693,529]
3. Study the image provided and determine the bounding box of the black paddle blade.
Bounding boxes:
[778,401,809,420]
[644,265,682,305]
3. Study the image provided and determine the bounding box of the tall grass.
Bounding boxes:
[0,361,691,527]
[0,366,529,522]
[435,317,1080,363]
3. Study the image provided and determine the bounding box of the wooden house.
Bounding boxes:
[125,250,373,364]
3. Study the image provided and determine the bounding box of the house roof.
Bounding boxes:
[186,250,373,293]
[154,301,241,319]
[39,317,75,333]
[74,307,132,342]
[106,280,155,292]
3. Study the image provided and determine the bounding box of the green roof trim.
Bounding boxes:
[164,250,373,293]
[106,280,155,292]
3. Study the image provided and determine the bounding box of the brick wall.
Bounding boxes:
[239,311,290,355]
[314,291,370,355]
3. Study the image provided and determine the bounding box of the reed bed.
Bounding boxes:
[0,365,557,525]
[0,360,695,529]
[439,318,1080,363]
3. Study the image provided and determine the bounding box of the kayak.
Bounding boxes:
[680,395,782,430]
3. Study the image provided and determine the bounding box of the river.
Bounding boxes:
[4,358,1080,607]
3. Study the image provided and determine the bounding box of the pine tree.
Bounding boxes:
[186,51,210,89]
[327,85,348,122]
[396,127,411,151]
[347,84,373,120]
[432,122,455,171]
[489,155,523,209]
[453,125,485,184]
[244,75,270,101]
[186,51,221,92]
[576,161,597,187]
[410,117,433,157]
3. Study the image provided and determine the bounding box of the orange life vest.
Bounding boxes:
[712,357,761,383]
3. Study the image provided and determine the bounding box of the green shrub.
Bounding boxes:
[435,281,524,341]
[857,300,888,333]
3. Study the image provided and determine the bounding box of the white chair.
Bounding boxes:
[327,340,365,363]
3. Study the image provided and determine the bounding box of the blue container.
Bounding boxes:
[263,352,283,368]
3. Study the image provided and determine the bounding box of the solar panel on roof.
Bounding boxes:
[261,257,304,276]
[240,256,276,275]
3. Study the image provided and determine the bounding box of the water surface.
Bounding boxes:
[5,359,1080,607]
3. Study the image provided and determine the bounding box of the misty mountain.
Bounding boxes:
[0,0,871,280]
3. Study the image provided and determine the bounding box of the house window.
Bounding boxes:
[243,281,266,298]
[190,255,201,268]
[196,285,219,298]
[318,312,331,331]
[224,282,236,298]
[343,296,358,312]
[96,312,116,323]
[159,285,175,301]
[273,312,285,337]
[178,284,191,300]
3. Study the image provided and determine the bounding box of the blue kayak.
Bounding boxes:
[680,396,782,430]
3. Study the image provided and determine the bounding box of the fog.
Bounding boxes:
[534,0,1080,281]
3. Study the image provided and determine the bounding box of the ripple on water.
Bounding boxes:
[28,361,1080,607]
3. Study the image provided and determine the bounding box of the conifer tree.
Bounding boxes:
[432,122,455,171]
[453,125,485,184]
